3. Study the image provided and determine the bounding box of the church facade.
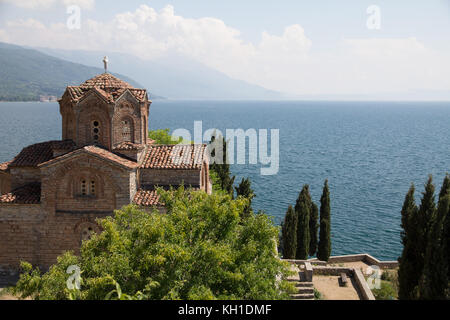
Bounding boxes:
[0,73,210,271]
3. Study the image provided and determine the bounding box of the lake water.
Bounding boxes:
[0,100,449,260]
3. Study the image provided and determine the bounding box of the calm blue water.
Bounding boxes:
[0,101,449,260]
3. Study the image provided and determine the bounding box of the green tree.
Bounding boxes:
[439,174,450,200]
[12,188,294,300]
[209,135,235,197]
[438,175,450,281]
[418,194,449,300]
[148,128,184,145]
[397,184,419,300]
[235,178,255,219]
[414,176,437,297]
[309,202,319,257]
[281,205,297,259]
[317,180,331,262]
[295,185,311,260]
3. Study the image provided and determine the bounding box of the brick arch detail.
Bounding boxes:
[113,98,141,145]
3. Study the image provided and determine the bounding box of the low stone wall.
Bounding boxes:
[353,268,376,300]
[310,254,399,269]
[312,266,353,276]
[283,259,327,266]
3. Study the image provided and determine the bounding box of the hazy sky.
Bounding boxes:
[1,0,450,97]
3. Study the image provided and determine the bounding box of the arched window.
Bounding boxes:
[79,178,98,197]
[121,118,133,142]
[92,120,100,143]
[81,226,95,242]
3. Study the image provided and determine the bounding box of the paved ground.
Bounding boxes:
[313,275,362,300]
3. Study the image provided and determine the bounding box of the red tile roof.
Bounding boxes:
[0,183,40,205]
[9,140,75,167]
[66,73,148,103]
[39,145,138,170]
[80,73,133,89]
[133,186,201,207]
[140,144,207,170]
[133,189,162,207]
[0,161,11,172]
[113,142,145,151]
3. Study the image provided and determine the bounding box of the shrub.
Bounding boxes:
[12,188,294,300]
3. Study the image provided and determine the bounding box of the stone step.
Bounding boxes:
[296,282,314,287]
[291,293,315,300]
[297,287,314,294]
[286,274,301,282]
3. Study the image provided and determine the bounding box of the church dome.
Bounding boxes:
[80,73,134,89]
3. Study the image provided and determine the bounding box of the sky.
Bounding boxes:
[0,0,450,98]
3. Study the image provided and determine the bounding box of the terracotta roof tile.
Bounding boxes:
[0,183,41,205]
[133,189,162,207]
[80,73,133,89]
[9,140,75,167]
[66,73,148,104]
[140,144,207,170]
[39,145,138,170]
[0,161,11,172]
[133,185,201,207]
[113,142,145,151]
[83,146,138,169]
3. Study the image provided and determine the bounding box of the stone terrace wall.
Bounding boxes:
[310,254,399,269]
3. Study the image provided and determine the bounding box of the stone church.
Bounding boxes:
[0,72,210,271]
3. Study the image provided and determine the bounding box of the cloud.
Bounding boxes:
[0,4,448,96]
[0,0,94,10]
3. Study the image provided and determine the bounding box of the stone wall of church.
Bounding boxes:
[0,204,113,271]
[40,154,136,214]
[0,205,44,270]
[112,98,143,146]
[140,169,202,188]
[9,168,40,190]
[0,172,11,195]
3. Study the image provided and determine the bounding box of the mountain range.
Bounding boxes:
[0,41,284,101]
[34,47,284,100]
[0,42,142,101]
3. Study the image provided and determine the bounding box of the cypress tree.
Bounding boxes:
[317,180,331,262]
[309,202,319,256]
[295,185,311,260]
[439,174,450,280]
[281,205,298,259]
[439,174,450,200]
[235,178,255,219]
[398,184,419,300]
[210,135,235,196]
[418,194,449,299]
[416,176,437,284]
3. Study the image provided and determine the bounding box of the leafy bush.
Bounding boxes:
[12,188,294,300]
[372,280,398,300]
[148,129,184,145]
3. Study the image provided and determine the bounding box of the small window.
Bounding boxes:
[90,180,96,196]
[81,180,87,196]
[92,121,100,143]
